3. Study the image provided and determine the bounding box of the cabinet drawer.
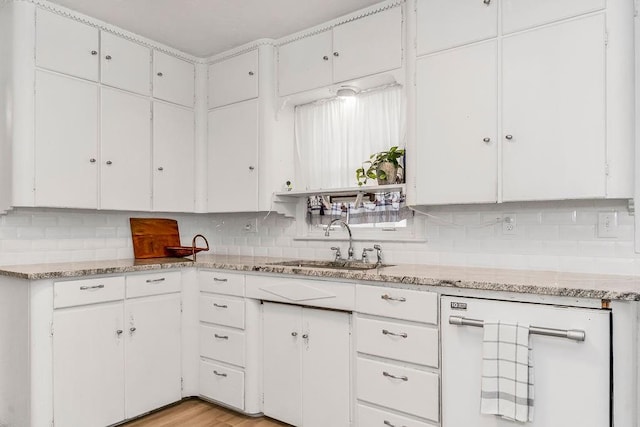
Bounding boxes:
[200,295,245,329]
[357,358,439,422]
[356,316,439,368]
[126,271,181,298]
[356,285,438,324]
[200,324,245,367]
[200,360,244,411]
[54,276,125,308]
[358,404,433,427]
[199,270,244,296]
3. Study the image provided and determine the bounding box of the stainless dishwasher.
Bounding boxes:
[441,295,611,427]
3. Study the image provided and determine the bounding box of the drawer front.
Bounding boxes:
[358,404,433,427]
[200,360,244,410]
[54,276,125,308]
[200,295,245,329]
[199,270,245,296]
[200,324,245,367]
[126,271,181,298]
[356,285,438,324]
[356,316,439,367]
[357,358,439,422]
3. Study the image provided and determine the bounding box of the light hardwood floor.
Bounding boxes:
[122,399,291,427]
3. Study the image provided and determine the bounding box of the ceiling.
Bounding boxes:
[46,0,384,57]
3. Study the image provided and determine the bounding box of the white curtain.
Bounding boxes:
[294,85,405,189]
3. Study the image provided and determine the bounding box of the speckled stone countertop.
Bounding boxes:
[2,254,640,301]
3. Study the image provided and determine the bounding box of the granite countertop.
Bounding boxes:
[2,254,640,301]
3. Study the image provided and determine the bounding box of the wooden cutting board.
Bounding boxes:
[130,218,181,259]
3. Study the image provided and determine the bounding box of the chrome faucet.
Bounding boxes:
[325,219,355,261]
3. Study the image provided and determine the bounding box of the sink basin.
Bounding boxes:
[267,260,393,271]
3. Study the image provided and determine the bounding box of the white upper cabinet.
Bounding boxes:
[207,99,259,213]
[35,71,98,209]
[416,41,498,205]
[278,31,333,96]
[35,8,99,81]
[278,6,402,96]
[332,6,402,83]
[502,0,605,34]
[501,15,606,201]
[417,0,497,55]
[100,32,151,96]
[208,50,259,108]
[153,51,195,107]
[100,88,152,211]
[153,102,195,212]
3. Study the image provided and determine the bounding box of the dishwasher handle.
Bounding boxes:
[449,315,586,342]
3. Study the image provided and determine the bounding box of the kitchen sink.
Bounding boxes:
[267,260,393,270]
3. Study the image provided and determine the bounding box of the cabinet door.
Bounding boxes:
[36,8,99,81]
[502,0,605,34]
[302,308,351,427]
[153,51,195,107]
[35,71,98,208]
[207,100,258,212]
[101,32,151,95]
[278,31,333,96]
[124,294,181,419]
[53,302,124,427]
[209,50,259,108]
[417,0,497,55]
[332,6,403,83]
[502,15,606,201]
[100,88,151,211]
[263,302,303,426]
[416,41,498,204]
[153,102,195,212]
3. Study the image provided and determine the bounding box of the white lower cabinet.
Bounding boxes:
[52,272,181,426]
[262,302,351,427]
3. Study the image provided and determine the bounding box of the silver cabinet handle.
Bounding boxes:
[323,55,329,61]
[106,160,113,165]
[157,166,164,171]
[214,334,229,340]
[333,51,339,57]
[213,370,227,377]
[145,277,165,283]
[248,71,254,76]
[505,134,513,140]
[105,55,112,60]
[213,303,228,308]
[157,72,163,77]
[382,329,408,338]
[91,50,98,55]
[384,421,407,427]
[116,329,123,336]
[89,158,96,163]
[302,334,309,339]
[291,332,298,337]
[483,137,491,143]
[383,371,408,381]
[381,294,406,302]
[129,327,136,333]
[80,284,104,290]
[213,277,228,282]
[483,0,491,4]
[249,166,255,171]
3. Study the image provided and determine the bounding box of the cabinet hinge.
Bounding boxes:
[604,30,609,47]
[605,163,610,176]
[50,321,54,337]
[180,301,183,313]
[181,377,184,391]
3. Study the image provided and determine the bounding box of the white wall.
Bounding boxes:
[0,199,638,276]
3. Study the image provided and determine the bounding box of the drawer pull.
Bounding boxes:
[213,277,228,282]
[145,277,166,283]
[381,294,406,302]
[383,371,408,381]
[214,334,229,340]
[382,329,408,338]
[213,370,227,377]
[213,303,228,308]
[384,421,406,427]
[79,284,104,291]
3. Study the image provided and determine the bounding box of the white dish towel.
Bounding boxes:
[480,321,534,423]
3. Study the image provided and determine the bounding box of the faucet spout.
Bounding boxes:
[325,219,355,261]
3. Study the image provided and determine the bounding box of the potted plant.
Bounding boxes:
[355,146,405,186]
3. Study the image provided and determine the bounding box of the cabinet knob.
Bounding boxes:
[106,160,113,165]
[89,158,96,163]
[105,55,112,60]
[322,55,329,61]
[129,327,136,333]
[249,166,255,171]
[291,332,298,337]
[333,52,339,57]
[302,334,309,339]
[483,0,491,4]
[157,72,163,77]
[505,134,513,140]
[248,71,254,76]
[483,137,491,143]
[90,50,98,56]
[116,329,123,336]
[157,166,164,171]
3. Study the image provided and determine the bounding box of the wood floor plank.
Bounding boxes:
[121,399,290,427]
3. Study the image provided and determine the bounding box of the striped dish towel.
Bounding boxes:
[480,321,534,423]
